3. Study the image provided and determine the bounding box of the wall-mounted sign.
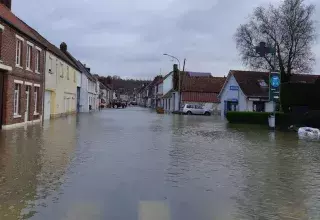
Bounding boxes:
[227,98,238,102]
[269,72,280,102]
[230,86,239,91]
[248,98,260,101]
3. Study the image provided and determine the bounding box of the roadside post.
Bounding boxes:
[269,72,281,129]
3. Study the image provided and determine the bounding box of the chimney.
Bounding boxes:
[86,67,91,72]
[60,42,67,52]
[173,64,178,72]
[0,0,11,10]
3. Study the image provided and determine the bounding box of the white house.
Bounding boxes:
[219,70,275,117]
[155,79,163,107]
[162,65,180,113]
[75,61,98,112]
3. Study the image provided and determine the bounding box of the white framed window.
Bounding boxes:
[35,49,41,73]
[34,87,39,114]
[16,39,22,67]
[14,83,20,116]
[67,66,69,80]
[26,45,32,70]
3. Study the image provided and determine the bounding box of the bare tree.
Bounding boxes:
[235,0,316,82]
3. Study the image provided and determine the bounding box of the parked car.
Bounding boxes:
[182,104,212,116]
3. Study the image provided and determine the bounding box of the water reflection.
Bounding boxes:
[0,116,77,219]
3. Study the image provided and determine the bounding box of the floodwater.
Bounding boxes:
[1,107,320,220]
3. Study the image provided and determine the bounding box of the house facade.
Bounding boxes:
[161,65,181,113]
[0,2,45,129]
[180,72,226,113]
[99,83,111,107]
[155,80,163,107]
[219,70,276,117]
[43,45,80,120]
[76,61,98,112]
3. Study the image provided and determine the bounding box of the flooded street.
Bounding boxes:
[1,107,320,219]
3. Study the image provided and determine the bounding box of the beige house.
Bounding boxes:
[43,43,81,119]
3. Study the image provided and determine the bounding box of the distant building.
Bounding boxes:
[180,72,225,113]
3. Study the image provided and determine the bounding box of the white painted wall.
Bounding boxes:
[80,73,89,112]
[77,72,82,87]
[157,83,163,94]
[173,92,180,111]
[220,75,248,117]
[163,73,173,95]
[220,75,276,117]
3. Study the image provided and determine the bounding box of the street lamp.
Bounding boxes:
[163,53,181,70]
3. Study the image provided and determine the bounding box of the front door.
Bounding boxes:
[44,91,51,120]
[25,86,30,122]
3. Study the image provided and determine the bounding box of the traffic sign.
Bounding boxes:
[269,72,280,102]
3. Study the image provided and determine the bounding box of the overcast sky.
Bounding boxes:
[12,0,320,78]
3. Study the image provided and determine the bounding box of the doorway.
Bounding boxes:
[44,91,51,120]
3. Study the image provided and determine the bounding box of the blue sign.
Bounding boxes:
[271,75,280,88]
[227,98,238,102]
[230,86,239,91]
[269,72,281,102]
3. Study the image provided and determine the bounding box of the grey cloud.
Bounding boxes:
[12,0,320,77]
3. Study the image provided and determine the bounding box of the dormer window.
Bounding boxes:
[258,79,268,88]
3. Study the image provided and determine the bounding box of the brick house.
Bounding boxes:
[0,1,45,129]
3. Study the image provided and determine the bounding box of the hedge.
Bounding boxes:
[281,82,320,112]
[226,111,290,126]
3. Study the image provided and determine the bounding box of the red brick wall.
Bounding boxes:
[0,20,44,126]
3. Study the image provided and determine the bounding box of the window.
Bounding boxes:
[26,45,32,70]
[258,79,268,88]
[60,63,64,77]
[34,87,39,114]
[226,101,238,112]
[16,39,22,66]
[35,49,41,73]
[253,101,265,112]
[14,84,20,116]
[67,66,70,80]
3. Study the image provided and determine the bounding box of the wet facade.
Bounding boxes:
[0,3,45,129]
[1,108,320,219]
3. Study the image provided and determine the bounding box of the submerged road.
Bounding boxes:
[1,107,320,219]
